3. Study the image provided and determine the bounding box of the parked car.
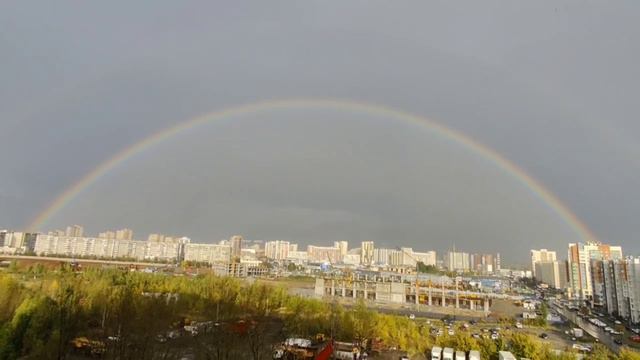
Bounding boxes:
[539,333,549,339]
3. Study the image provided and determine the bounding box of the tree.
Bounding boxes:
[588,344,614,360]
[619,348,640,360]
[416,262,439,274]
[509,333,549,360]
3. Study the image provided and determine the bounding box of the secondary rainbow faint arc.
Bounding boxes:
[28,98,598,243]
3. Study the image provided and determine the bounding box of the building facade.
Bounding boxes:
[531,249,557,276]
[307,245,342,263]
[230,235,243,260]
[568,242,623,300]
[183,243,231,264]
[446,251,470,271]
[361,241,374,266]
[264,240,290,260]
[534,261,565,289]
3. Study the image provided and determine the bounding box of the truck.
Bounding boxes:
[442,347,454,360]
[498,351,516,360]
[468,350,481,360]
[572,328,584,338]
[431,346,443,360]
[455,351,466,360]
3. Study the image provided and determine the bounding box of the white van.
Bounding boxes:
[455,350,466,360]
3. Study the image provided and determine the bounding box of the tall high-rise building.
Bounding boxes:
[307,245,341,263]
[413,250,437,267]
[98,231,115,239]
[334,241,349,258]
[446,251,470,271]
[264,240,290,260]
[627,257,640,324]
[534,261,566,289]
[470,253,498,274]
[599,257,640,322]
[230,235,243,261]
[115,228,133,240]
[388,249,404,266]
[361,241,374,266]
[148,233,165,242]
[65,225,84,237]
[288,243,298,252]
[567,242,623,300]
[374,248,390,265]
[531,249,557,276]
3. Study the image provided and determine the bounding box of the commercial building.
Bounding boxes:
[530,249,557,276]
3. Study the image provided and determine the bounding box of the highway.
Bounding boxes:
[551,302,621,352]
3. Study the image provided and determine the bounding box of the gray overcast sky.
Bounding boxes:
[1,2,639,263]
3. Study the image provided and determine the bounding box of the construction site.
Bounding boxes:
[314,273,509,313]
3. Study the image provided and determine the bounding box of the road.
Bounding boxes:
[551,302,621,352]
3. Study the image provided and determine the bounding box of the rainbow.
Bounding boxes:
[27,98,598,243]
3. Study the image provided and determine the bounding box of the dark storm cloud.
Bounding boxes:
[1,1,639,261]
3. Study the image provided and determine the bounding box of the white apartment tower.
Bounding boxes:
[567,242,623,300]
[531,249,557,276]
[264,240,290,260]
[361,241,374,266]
